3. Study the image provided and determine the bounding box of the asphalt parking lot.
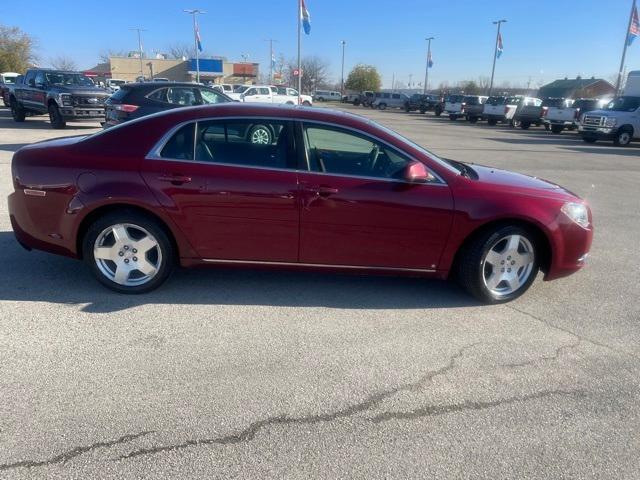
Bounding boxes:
[0,104,639,479]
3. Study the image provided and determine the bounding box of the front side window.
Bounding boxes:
[258,87,271,95]
[167,87,198,106]
[160,123,195,160]
[194,119,291,169]
[244,88,257,96]
[303,124,415,181]
[199,88,227,104]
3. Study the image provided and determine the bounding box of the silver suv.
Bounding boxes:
[372,92,410,110]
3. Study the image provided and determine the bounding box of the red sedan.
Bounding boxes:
[8,104,593,303]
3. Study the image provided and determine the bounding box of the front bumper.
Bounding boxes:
[578,126,615,140]
[544,216,593,281]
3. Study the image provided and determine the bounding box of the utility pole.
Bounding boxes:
[184,9,206,84]
[488,19,507,96]
[241,53,249,83]
[340,40,346,96]
[130,28,146,80]
[408,73,413,89]
[423,36,434,94]
[297,0,302,99]
[615,0,637,95]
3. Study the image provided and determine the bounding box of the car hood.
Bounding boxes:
[52,86,110,95]
[470,164,576,197]
[582,109,616,117]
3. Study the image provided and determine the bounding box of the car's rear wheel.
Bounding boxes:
[302,100,311,106]
[614,128,633,146]
[378,103,387,110]
[511,119,521,128]
[456,225,539,303]
[434,106,442,116]
[83,211,175,294]
[48,104,66,129]
[467,116,478,123]
[487,118,497,126]
[248,124,272,144]
[10,98,26,122]
[582,136,597,144]
[551,125,564,134]
[520,121,531,130]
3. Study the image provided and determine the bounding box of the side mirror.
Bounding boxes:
[403,161,433,183]
[28,78,36,87]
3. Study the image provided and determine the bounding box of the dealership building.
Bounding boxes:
[84,56,259,84]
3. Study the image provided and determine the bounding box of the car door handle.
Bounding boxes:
[302,185,339,196]
[158,174,192,185]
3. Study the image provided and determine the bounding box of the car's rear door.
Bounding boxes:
[296,122,453,270]
[140,117,300,262]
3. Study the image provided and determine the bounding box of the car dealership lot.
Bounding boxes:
[0,106,639,479]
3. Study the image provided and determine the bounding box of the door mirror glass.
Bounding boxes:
[402,161,434,183]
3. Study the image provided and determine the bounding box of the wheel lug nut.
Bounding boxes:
[133,257,137,262]
[124,245,129,250]
[132,249,137,253]
[124,259,129,264]
[507,268,511,272]
[118,251,124,257]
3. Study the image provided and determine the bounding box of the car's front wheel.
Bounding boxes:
[10,98,26,122]
[614,128,633,146]
[48,104,66,129]
[456,225,539,303]
[83,211,175,294]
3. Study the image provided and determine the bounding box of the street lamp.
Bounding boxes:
[340,40,346,96]
[423,36,434,94]
[184,9,206,83]
[488,19,507,96]
[129,28,146,80]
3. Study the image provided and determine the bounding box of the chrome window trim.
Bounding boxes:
[145,115,448,186]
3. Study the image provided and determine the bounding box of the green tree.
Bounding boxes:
[345,64,381,92]
[0,25,36,73]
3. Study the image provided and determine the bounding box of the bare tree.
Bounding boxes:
[168,43,194,60]
[50,55,77,71]
[477,76,491,94]
[285,56,330,93]
[98,49,128,63]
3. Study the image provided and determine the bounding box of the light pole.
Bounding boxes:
[184,9,206,84]
[488,19,506,96]
[130,28,146,80]
[241,53,250,83]
[340,40,346,96]
[265,39,277,84]
[423,36,434,94]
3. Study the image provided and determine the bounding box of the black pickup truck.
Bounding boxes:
[403,93,443,115]
[9,68,110,128]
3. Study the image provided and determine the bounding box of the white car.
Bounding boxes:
[544,98,609,134]
[106,78,127,93]
[444,94,466,119]
[211,83,234,95]
[237,85,313,106]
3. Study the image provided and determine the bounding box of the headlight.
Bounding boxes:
[561,202,590,228]
[604,117,617,128]
[58,93,72,106]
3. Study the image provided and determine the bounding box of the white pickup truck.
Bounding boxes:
[544,98,605,134]
[444,94,466,120]
[483,96,522,125]
[233,85,313,106]
[578,71,640,146]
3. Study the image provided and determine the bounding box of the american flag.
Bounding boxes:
[628,4,639,46]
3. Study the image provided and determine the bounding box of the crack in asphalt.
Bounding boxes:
[506,305,640,361]
[119,342,486,461]
[0,431,154,471]
[369,389,586,423]
[499,338,582,368]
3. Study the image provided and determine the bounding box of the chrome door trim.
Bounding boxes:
[201,257,436,273]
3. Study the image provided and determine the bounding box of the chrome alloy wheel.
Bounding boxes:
[251,127,270,144]
[93,223,162,286]
[482,234,535,297]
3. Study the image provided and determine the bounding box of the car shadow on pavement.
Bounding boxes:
[560,145,640,155]
[0,143,29,152]
[0,232,478,313]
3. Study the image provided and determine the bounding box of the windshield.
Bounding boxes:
[542,98,565,107]
[606,96,640,112]
[233,85,250,93]
[45,72,95,87]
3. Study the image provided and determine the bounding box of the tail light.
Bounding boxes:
[460,102,466,112]
[112,104,139,113]
[541,106,548,117]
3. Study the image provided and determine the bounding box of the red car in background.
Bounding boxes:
[8,104,593,303]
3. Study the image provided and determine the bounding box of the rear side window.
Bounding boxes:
[194,119,291,169]
[391,93,401,99]
[160,123,195,160]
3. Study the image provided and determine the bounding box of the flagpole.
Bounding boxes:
[184,9,205,84]
[297,0,302,101]
[488,19,506,96]
[423,36,434,94]
[270,39,274,84]
[615,0,637,95]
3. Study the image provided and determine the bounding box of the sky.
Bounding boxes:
[3,0,639,88]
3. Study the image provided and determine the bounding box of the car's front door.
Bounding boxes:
[140,118,300,262]
[297,122,454,270]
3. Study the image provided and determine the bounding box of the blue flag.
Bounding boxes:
[300,0,311,35]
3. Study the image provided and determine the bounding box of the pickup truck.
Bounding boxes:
[462,95,488,123]
[444,94,466,120]
[0,72,20,106]
[10,68,110,128]
[238,85,313,106]
[403,93,443,114]
[544,98,605,134]
[511,97,549,129]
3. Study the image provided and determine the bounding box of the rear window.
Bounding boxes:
[542,98,565,107]
[463,96,480,105]
[574,99,597,110]
[486,96,506,105]
[448,95,465,103]
[110,87,130,101]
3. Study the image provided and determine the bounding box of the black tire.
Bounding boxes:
[511,119,521,128]
[520,121,531,130]
[404,103,410,113]
[543,123,550,131]
[551,125,563,134]
[353,99,360,106]
[449,114,457,121]
[10,98,26,122]
[582,136,597,144]
[48,103,66,129]
[378,103,387,110]
[247,124,273,144]
[487,118,497,126]
[82,210,175,294]
[467,116,478,124]
[419,108,426,114]
[302,101,311,107]
[435,106,442,117]
[613,128,633,146]
[455,225,539,303]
